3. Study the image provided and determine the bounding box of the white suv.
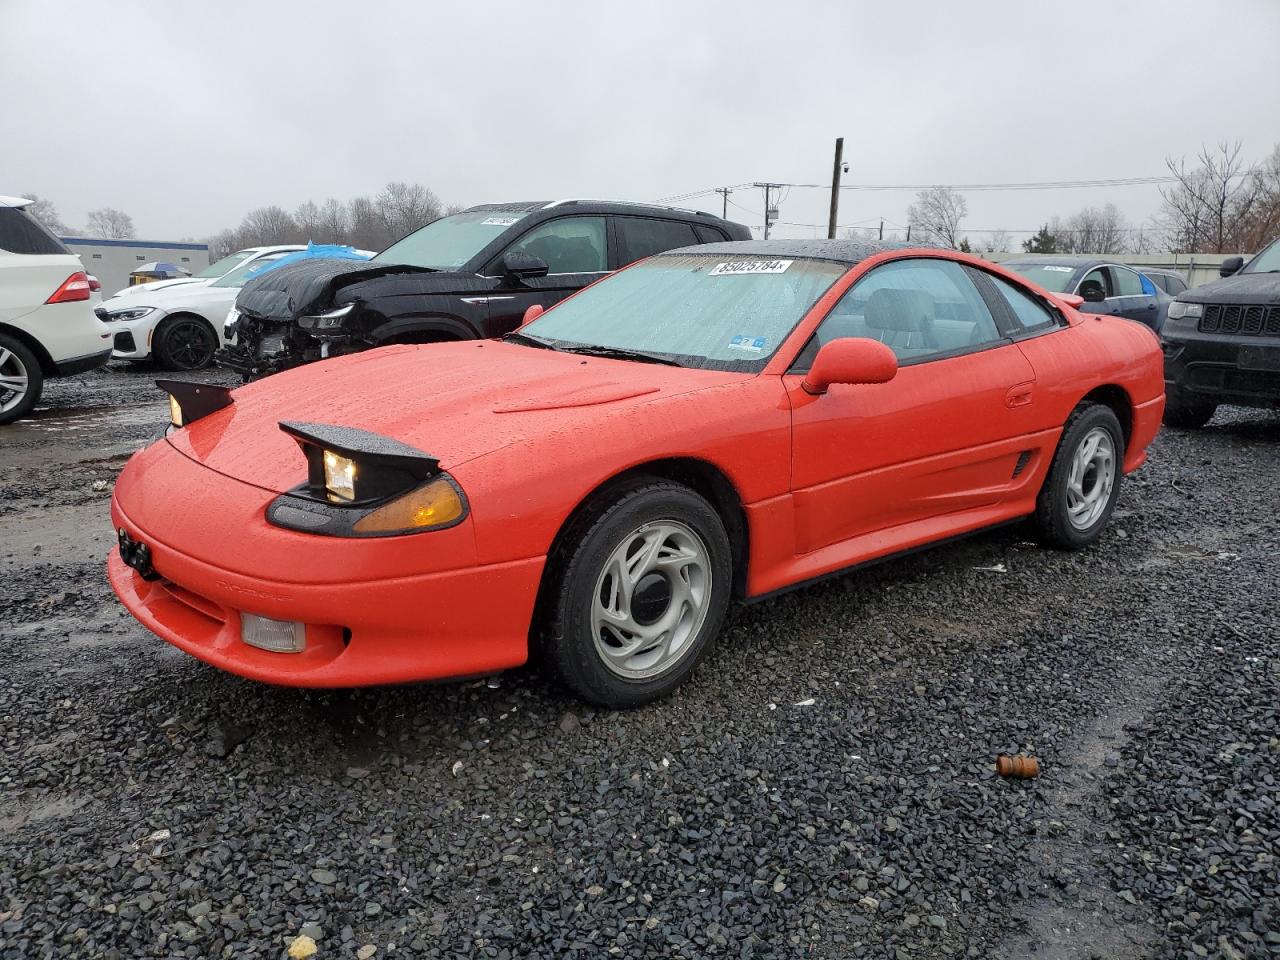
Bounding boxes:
[0,196,111,424]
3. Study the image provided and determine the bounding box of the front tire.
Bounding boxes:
[1162,396,1216,429]
[1033,403,1124,550]
[154,315,218,370]
[545,482,733,708]
[0,334,43,425]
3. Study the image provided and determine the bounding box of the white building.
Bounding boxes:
[60,237,210,297]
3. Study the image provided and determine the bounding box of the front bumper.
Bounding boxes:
[107,443,545,687]
[1162,329,1280,409]
[104,310,163,360]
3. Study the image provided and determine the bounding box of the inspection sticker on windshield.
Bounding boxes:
[728,335,768,353]
[1042,265,1073,272]
[709,259,793,276]
[481,216,522,226]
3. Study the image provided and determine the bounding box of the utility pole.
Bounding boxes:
[827,137,844,239]
[878,219,884,240]
[714,186,733,219]
[753,182,782,238]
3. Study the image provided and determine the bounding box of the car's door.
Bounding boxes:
[784,257,1038,554]
[480,215,611,335]
[1073,266,1112,317]
[613,216,700,269]
[1109,264,1161,327]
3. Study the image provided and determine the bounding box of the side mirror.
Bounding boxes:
[802,338,898,395]
[1078,279,1106,303]
[1219,256,1244,277]
[521,304,544,326]
[501,252,549,286]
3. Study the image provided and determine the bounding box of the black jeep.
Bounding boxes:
[1160,236,1280,427]
[218,200,750,376]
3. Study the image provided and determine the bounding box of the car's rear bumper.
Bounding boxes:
[108,497,545,688]
[1162,331,1280,409]
[51,348,112,377]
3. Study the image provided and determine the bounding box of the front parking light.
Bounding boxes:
[240,613,306,653]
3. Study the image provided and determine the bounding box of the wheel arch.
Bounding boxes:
[0,323,56,376]
[369,315,476,345]
[1079,384,1133,450]
[533,457,751,633]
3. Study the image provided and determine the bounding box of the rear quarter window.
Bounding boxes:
[0,207,69,256]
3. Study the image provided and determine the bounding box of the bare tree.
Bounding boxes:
[240,206,298,245]
[316,198,348,242]
[1236,142,1280,251]
[443,203,468,217]
[293,200,323,242]
[1158,141,1258,253]
[375,182,443,242]
[85,207,135,239]
[981,229,1012,253]
[21,194,69,234]
[346,196,385,251]
[906,187,968,249]
[1054,203,1129,254]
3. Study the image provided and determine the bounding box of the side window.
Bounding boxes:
[1078,267,1110,298]
[1112,266,1144,297]
[616,218,698,265]
[805,259,1002,365]
[497,216,606,275]
[1168,275,1187,294]
[693,223,728,244]
[0,207,68,255]
[987,273,1060,334]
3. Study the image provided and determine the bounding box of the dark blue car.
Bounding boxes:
[1001,256,1170,332]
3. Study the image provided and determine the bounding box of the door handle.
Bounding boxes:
[1005,383,1034,408]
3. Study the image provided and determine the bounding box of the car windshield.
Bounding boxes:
[1001,262,1078,293]
[1241,237,1280,273]
[373,210,531,270]
[211,253,288,288]
[519,253,847,371]
[195,249,255,279]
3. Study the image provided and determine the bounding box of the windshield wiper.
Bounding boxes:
[556,344,683,367]
[503,332,558,350]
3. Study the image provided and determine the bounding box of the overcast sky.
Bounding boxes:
[4,0,1279,246]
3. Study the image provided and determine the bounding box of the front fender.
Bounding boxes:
[368,314,478,344]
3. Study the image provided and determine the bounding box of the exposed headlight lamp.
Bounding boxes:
[157,379,234,429]
[297,303,355,338]
[267,421,467,537]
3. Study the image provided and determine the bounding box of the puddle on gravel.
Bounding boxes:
[17,402,162,434]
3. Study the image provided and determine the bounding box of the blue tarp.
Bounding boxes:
[245,242,371,280]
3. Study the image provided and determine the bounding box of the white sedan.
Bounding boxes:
[110,244,303,300]
[97,248,303,370]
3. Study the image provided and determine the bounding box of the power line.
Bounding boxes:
[658,175,1175,203]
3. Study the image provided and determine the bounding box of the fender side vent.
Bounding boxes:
[1012,450,1032,478]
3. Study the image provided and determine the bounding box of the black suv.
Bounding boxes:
[1160,236,1280,427]
[219,200,750,376]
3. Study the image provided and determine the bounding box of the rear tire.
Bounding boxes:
[0,334,43,425]
[1033,403,1124,550]
[1162,396,1216,429]
[545,481,733,708]
[154,314,218,370]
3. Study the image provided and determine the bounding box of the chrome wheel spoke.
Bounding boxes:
[590,519,712,680]
[1065,426,1116,531]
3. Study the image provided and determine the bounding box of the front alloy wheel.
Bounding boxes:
[1034,402,1124,549]
[155,316,217,370]
[546,481,732,707]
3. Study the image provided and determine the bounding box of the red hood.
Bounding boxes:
[167,341,749,491]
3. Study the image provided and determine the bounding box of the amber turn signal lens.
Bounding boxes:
[351,477,464,534]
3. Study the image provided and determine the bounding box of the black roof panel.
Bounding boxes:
[665,238,931,265]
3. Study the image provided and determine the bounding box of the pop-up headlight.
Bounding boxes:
[157,379,234,429]
[267,421,467,537]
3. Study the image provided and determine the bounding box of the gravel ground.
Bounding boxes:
[1,364,1277,959]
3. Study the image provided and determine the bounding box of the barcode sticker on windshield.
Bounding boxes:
[1042,265,1073,272]
[709,259,793,276]
[481,216,522,226]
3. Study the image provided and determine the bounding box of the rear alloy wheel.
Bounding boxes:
[1162,397,1216,429]
[0,334,43,425]
[154,315,217,370]
[546,482,732,708]
[1034,403,1124,549]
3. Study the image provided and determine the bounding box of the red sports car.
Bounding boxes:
[109,240,1163,707]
